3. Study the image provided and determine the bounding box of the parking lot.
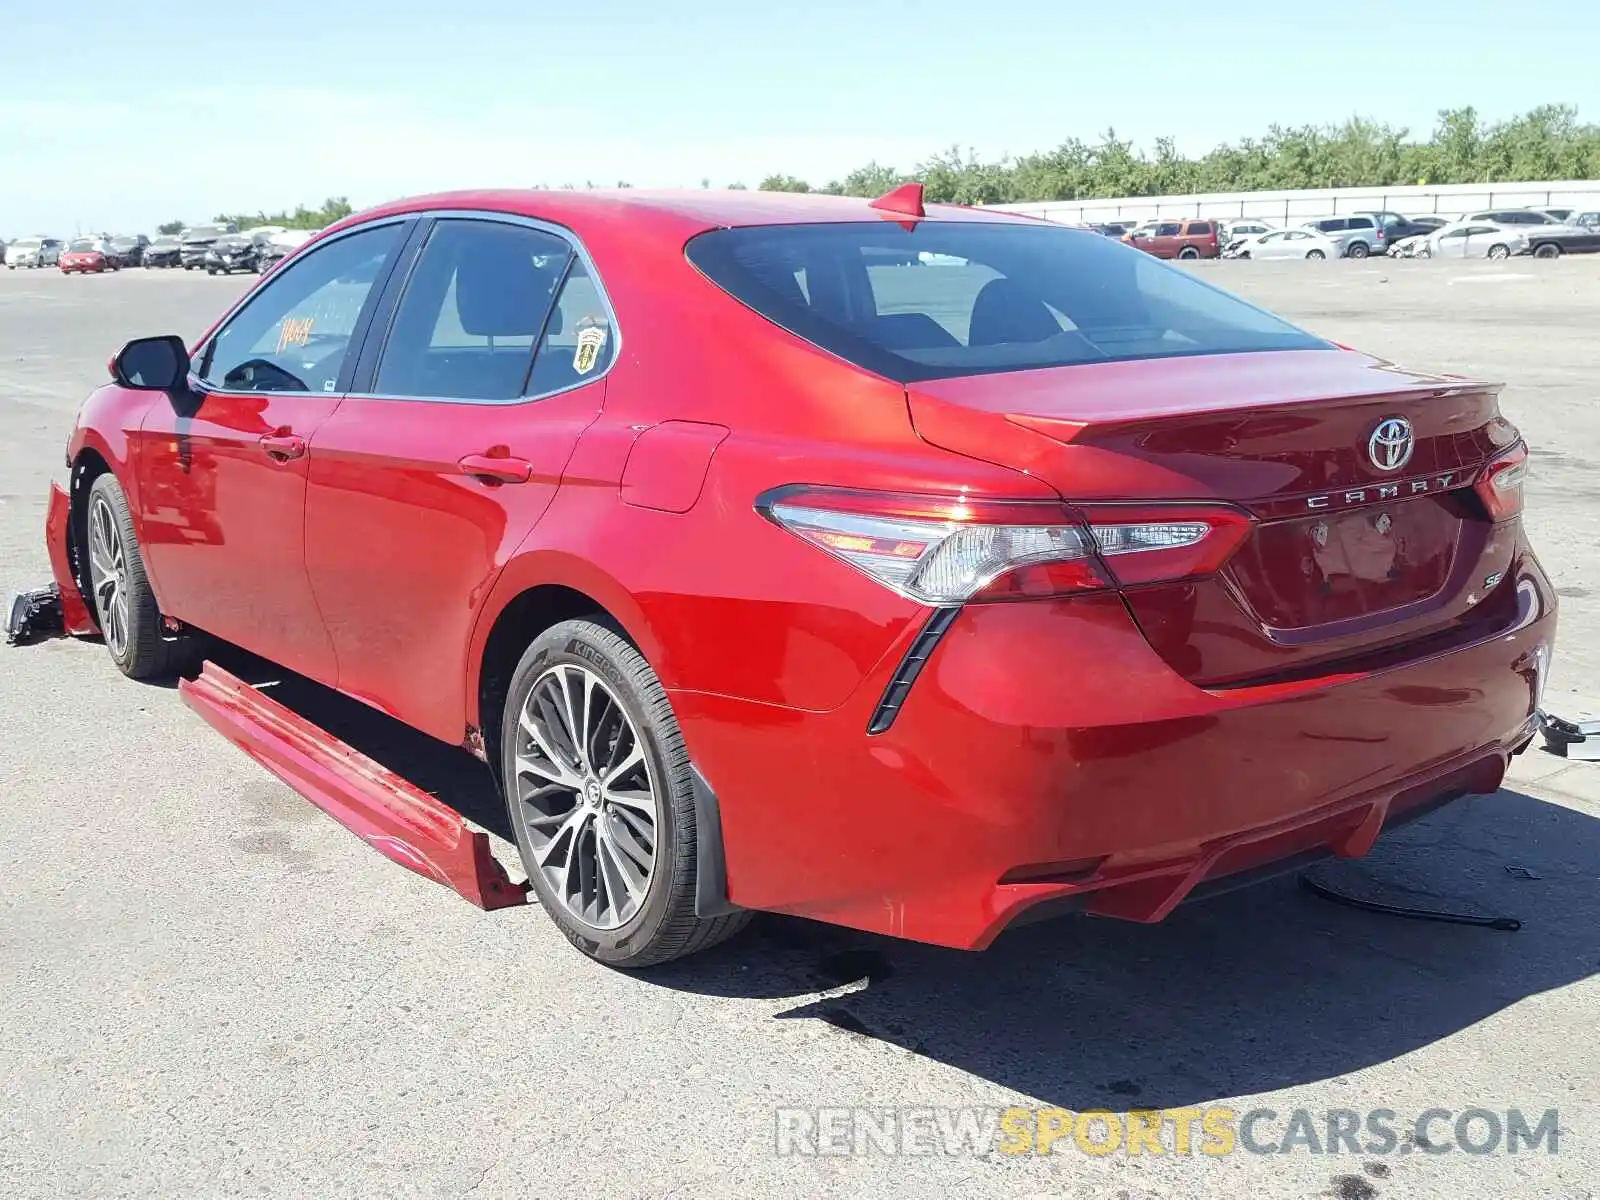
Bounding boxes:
[2,259,1597,1199]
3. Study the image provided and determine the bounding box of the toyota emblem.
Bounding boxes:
[1367,417,1414,472]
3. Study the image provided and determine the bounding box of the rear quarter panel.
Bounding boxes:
[466,221,1057,722]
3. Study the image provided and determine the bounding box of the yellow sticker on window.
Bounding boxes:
[276,317,315,353]
[573,324,608,376]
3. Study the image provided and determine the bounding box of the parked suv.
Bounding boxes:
[1356,212,1446,245]
[1122,218,1222,259]
[1301,215,1385,258]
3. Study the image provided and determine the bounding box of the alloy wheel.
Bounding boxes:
[512,663,660,930]
[87,495,129,658]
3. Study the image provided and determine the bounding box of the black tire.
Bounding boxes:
[1177,246,1201,260]
[1533,242,1561,259]
[1306,249,1326,260]
[207,267,218,275]
[83,473,198,680]
[1487,243,1511,261]
[500,619,751,968]
[1347,241,1370,259]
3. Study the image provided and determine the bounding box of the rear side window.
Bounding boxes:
[374,219,571,402]
[686,221,1326,383]
[1187,222,1214,235]
[1347,217,1375,230]
[524,261,616,396]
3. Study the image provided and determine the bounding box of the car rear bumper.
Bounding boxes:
[679,541,1555,949]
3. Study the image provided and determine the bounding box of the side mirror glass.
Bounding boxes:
[113,335,190,391]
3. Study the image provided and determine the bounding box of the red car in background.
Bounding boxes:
[59,238,119,274]
[44,187,1555,968]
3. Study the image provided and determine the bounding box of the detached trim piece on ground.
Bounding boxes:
[1536,709,1600,761]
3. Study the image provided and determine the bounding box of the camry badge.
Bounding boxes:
[1368,417,1415,472]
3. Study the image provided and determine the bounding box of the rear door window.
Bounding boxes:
[1155,222,1182,236]
[687,221,1326,384]
[373,219,571,402]
[1187,222,1214,235]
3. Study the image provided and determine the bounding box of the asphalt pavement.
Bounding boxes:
[1,259,1597,1199]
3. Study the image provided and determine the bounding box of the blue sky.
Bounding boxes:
[2,0,1595,235]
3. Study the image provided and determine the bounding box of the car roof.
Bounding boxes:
[323,188,1042,242]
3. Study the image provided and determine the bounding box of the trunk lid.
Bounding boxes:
[907,350,1521,684]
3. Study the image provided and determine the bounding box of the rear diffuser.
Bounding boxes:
[180,661,529,910]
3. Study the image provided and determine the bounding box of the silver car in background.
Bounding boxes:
[1426,220,1529,260]
[1222,228,1340,260]
[5,236,64,269]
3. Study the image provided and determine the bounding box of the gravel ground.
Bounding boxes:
[1,257,1597,1200]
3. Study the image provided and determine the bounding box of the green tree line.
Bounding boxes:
[755,106,1600,204]
[156,197,355,236]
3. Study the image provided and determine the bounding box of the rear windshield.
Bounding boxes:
[686,221,1325,383]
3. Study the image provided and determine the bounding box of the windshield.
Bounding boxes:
[14,238,42,250]
[185,226,227,240]
[686,221,1326,383]
[68,239,98,252]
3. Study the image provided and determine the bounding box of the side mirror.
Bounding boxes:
[113,335,190,391]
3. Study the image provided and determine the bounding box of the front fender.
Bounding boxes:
[68,384,152,502]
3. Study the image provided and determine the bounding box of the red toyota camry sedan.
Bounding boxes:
[43,187,1555,966]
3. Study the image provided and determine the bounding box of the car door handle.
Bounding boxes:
[457,453,532,484]
[259,433,306,461]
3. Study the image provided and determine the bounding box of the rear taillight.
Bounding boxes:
[760,487,1251,603]
[1475,442,1528,522]
[1080,505,1254,586]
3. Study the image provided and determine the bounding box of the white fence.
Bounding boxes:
[989,179,1600,226]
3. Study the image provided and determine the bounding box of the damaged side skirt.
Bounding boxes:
[180,661,530,910]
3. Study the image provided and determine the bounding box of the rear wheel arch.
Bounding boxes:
[474,580,654,789]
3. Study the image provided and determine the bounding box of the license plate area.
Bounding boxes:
[1228,494,1469,629]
